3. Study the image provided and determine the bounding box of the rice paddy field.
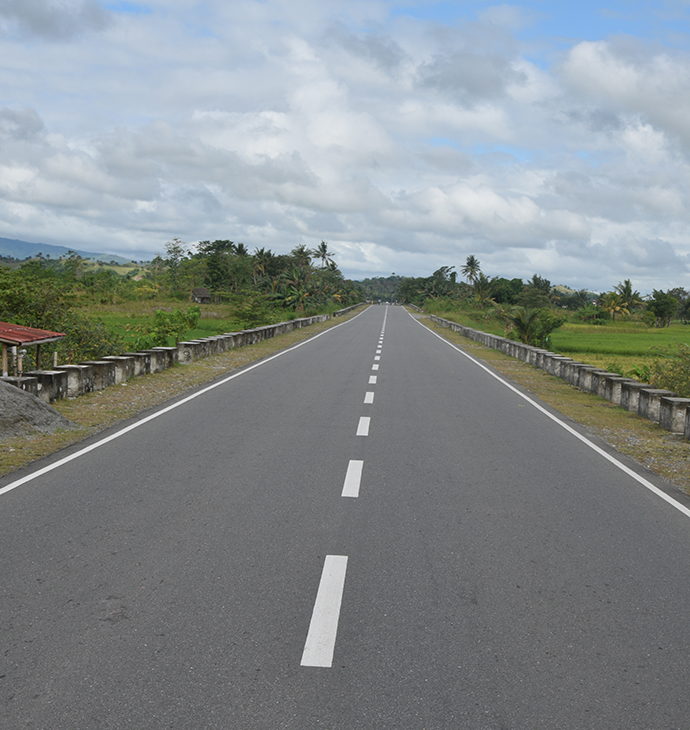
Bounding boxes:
[430,308,690,377]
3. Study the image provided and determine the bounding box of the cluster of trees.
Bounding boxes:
[1,239,363,314]
[152,238,361,312]
[354,275,404,302]
[394,255,690,346]
[0,237,363,366]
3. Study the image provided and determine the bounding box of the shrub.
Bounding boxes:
[648,344,690,396]
[577,306,610,324]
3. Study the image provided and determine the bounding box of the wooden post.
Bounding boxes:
[1,343,7,377]
[53,351,58,368]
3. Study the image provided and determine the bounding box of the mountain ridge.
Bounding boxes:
[0,237,134,265]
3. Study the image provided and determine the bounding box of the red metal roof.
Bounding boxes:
[0,322,65,346]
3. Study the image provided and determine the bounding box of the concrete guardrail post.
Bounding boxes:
[620,381,654,413]
[151,347,178,369]
[102,356,135,384]
[55,364,94,397]
[80,361,117,391]
[638,389,677,423]
[603,375,635,405]
[1,375,39,397]
[659,397,690,433]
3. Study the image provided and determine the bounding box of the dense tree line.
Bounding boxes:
[393,256,690,347]
[154,238,362,313]
[0,239,363,367]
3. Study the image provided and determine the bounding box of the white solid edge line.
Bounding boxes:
[364,391,375,404]
[342,460,364,498]
[411,313,690,521]
[301,555,348,667]
[356,416,371,436]
[0,308,371,499]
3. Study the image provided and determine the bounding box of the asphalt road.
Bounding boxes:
[2,304,690,729]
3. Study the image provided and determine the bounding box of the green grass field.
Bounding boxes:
[551,322,690,355]
[79,300,333,348]
[429,307,690,376]
[82,302,242,347]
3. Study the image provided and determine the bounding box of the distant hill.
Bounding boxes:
[0,237,134,264]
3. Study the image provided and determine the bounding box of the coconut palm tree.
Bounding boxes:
[600,291,630,322]
[291,244,312,269]
[614,279,643,312]
[311,241,335,269]
[461,255,481,284]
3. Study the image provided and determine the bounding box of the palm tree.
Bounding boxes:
[507,307,542,344]
[600,291,630,322]
[472,272,496,308]
[461,255,481,284]
[252,247,273,285]
[291,244,312,269]
[311,241,334,269]
[614,279,643,312]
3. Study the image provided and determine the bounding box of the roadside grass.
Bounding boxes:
[0,308,364,478]
[421,316,690,495]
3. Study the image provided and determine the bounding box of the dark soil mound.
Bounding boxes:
[0,380,75,441]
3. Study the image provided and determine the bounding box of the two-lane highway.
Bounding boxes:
[2,304,690,728]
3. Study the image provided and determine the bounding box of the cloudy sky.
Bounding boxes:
[1,0,690,290]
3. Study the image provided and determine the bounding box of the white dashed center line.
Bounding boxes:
[372,364,379,371]
[301,556,349,667]
[364,391,374,404]
[356,417,371,436]
[342,460,364,498]
[369,375,377,384]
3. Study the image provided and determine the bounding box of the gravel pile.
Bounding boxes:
[0,380,75,441]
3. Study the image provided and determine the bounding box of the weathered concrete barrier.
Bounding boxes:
[80,361,117,391]
[427,312,690,438]
[55,364,95,397]
[621,381,654,413]
[659,397,690,434]
[1,375,38,397]
[604,376,635,406]
[638,389,676,423]
[334,303,363,317]
[23,369,69,403]
[152,347,178,369]
[102,356,135,384]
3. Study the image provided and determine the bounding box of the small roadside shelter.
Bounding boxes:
[191,287,211,304]
[0,322,66,377]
